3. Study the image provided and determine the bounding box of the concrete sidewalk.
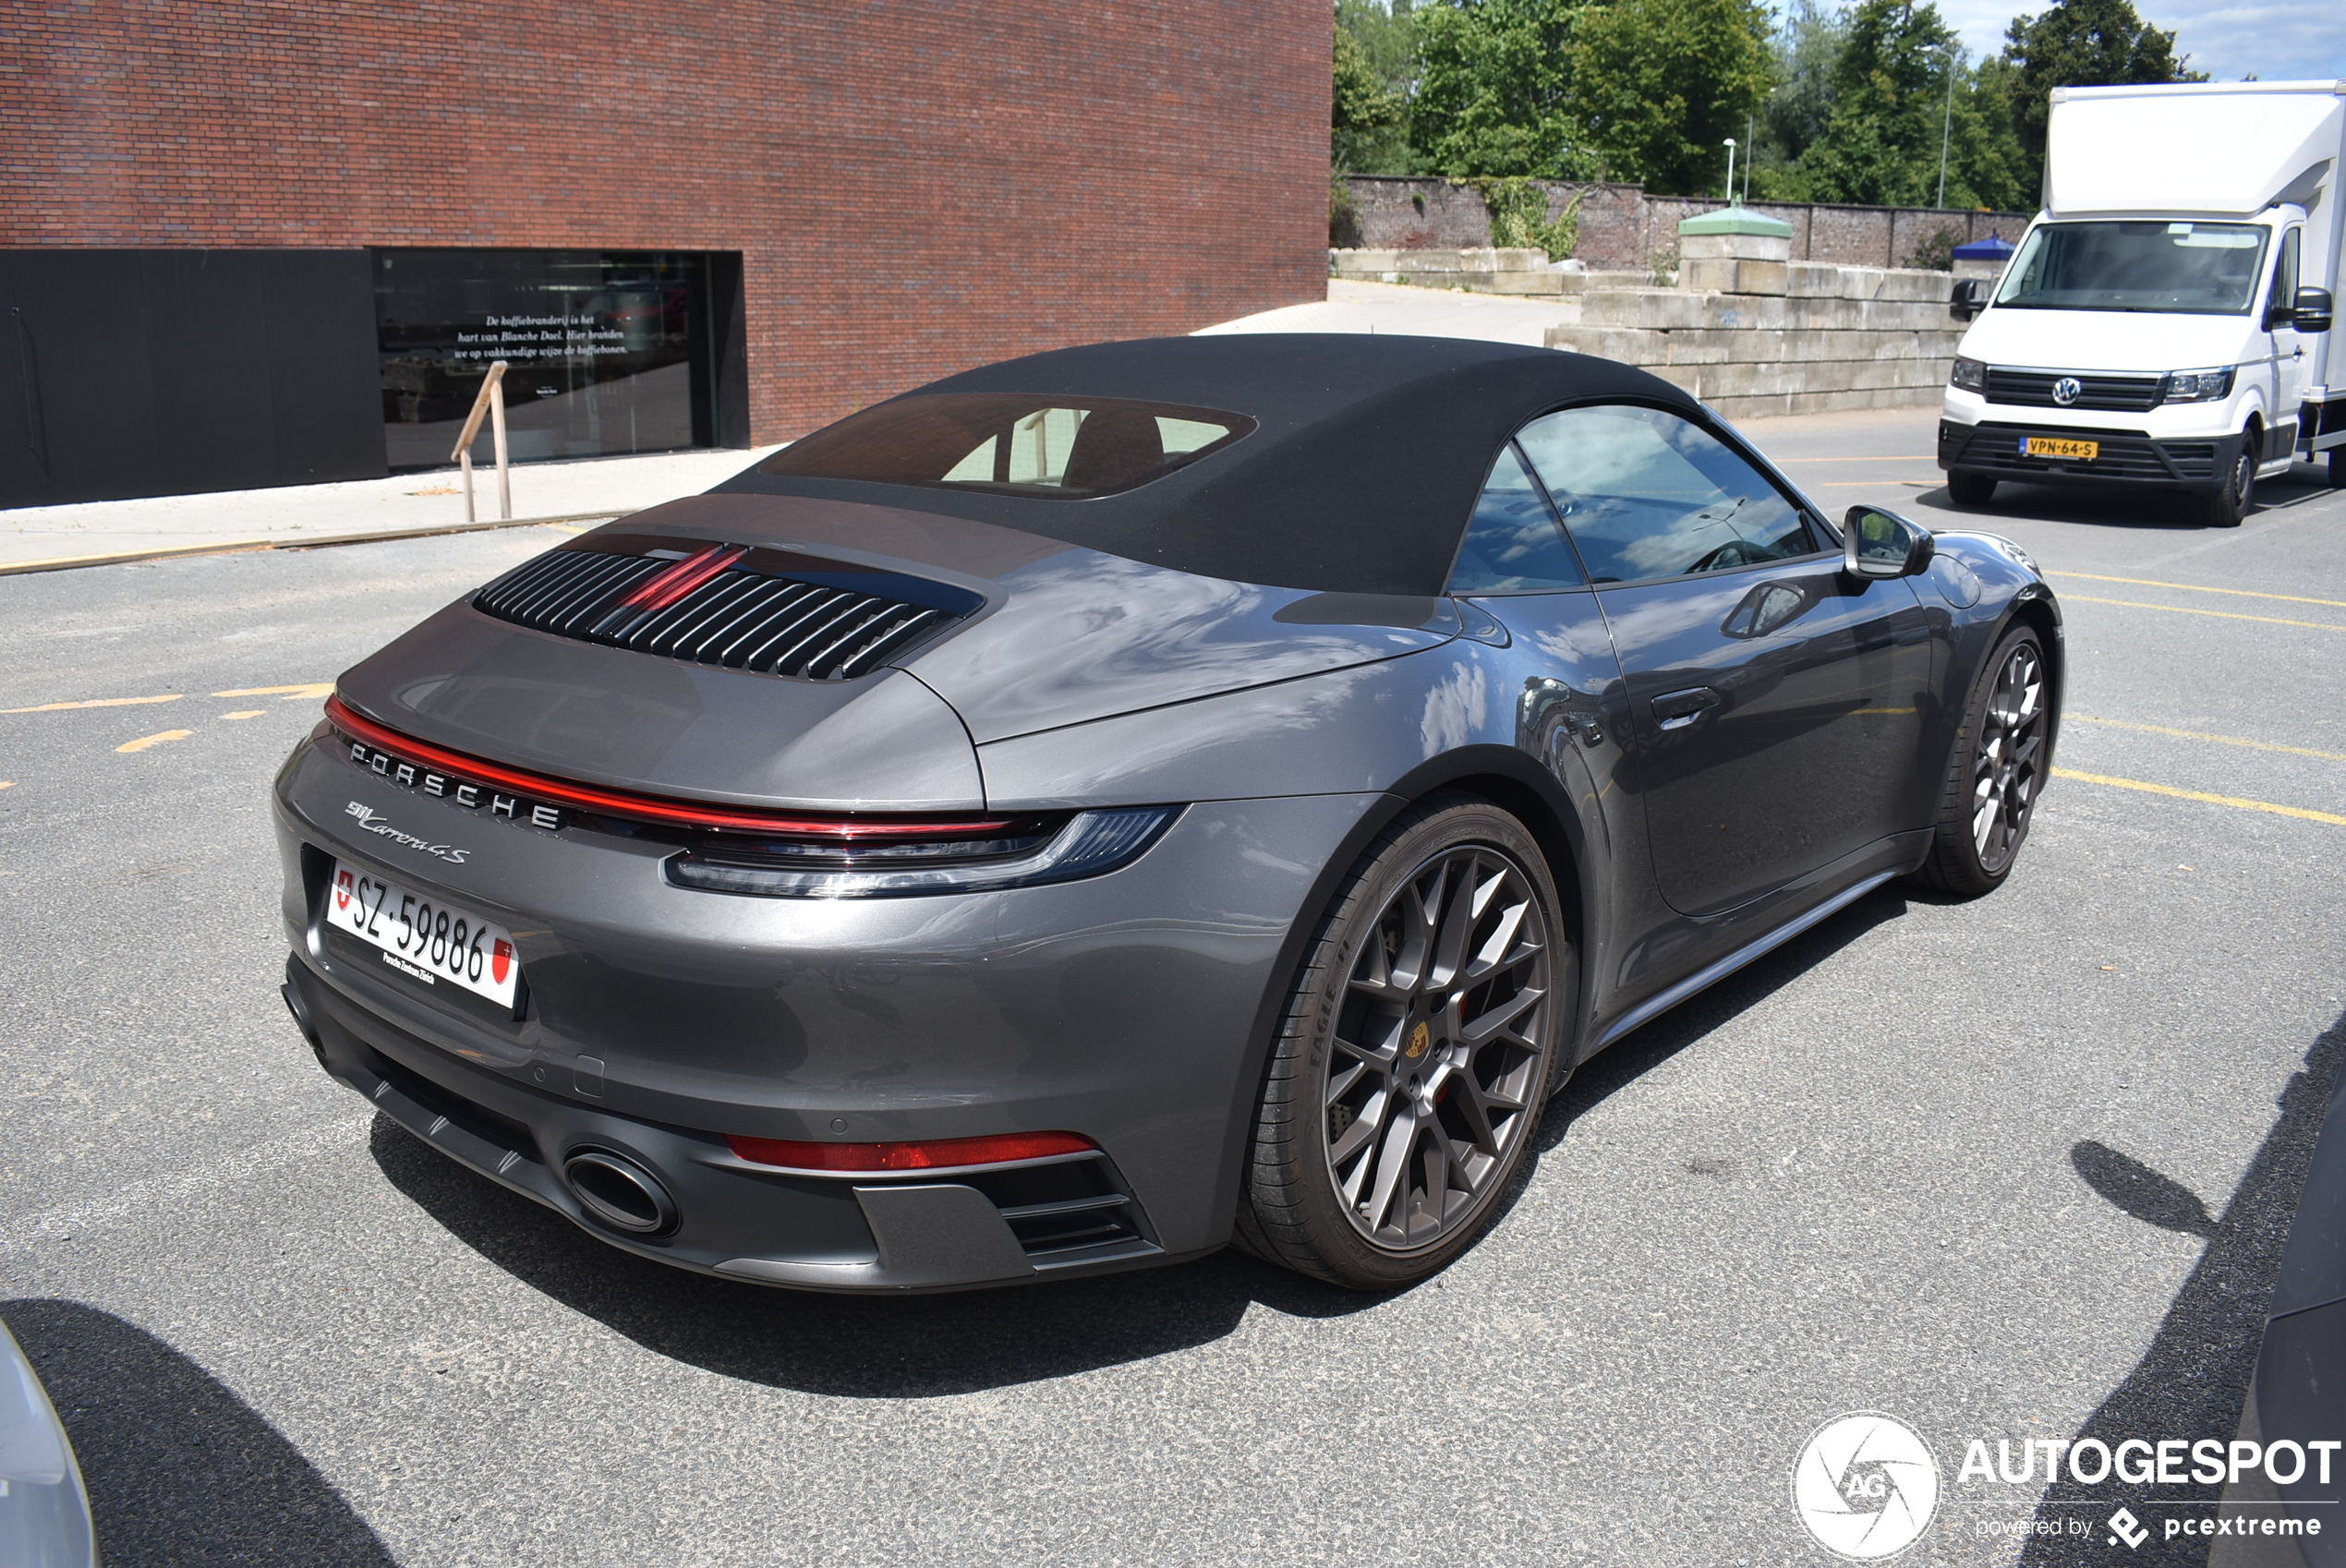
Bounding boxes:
[0,447,779,571]
[1197,277,1581,346]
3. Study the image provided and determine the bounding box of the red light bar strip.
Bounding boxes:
[324,694,1017,840]
[725,1130,1097,1172]
[618,544,746,612]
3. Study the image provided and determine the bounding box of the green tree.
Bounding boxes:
[1409,0,1590,177]
[1775,0,2024,210]
[1571,0,1775,195]
[2001,0,2205,199]
[1334,0,1423,174]
[1749,0,1846,193]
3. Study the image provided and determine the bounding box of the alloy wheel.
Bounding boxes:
[1324,845,1554,1252]
[1971,640,2045,874]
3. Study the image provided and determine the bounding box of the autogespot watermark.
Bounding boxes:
[1791,1411,2338,1558]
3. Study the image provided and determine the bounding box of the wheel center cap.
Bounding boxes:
[1402,1018,1433,1064]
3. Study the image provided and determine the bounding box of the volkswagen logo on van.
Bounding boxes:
[2051,376,2083,406]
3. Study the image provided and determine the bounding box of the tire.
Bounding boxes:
[1911,624,2050,897]
[2200,432,2255,527]
[1946,469,1997,507]
[1234,796,1569,1290]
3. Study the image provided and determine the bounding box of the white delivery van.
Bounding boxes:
[1940,79,2344,525]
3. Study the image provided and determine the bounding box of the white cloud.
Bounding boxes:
[1933,0,2346,84]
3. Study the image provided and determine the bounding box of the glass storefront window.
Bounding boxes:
[373,249,714,468]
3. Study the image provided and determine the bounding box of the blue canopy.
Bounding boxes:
[1951,232,2015,260]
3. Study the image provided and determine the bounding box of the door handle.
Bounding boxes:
[1651,687,1720,730]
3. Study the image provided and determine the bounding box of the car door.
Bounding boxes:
[1514,402,1933,919]
[2267,224,2306,461]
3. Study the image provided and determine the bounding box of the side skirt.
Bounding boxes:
[1590,870,1897,1052]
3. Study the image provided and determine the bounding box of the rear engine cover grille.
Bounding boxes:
[473,543,973,681]
[1985,368,2163,412]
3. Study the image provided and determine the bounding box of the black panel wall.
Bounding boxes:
[0,248,383,508]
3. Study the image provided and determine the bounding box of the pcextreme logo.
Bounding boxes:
[1792,1412,1941,1560]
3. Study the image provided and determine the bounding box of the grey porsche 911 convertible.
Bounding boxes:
[275,334,2059,1293]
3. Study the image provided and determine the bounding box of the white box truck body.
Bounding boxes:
[1939,79,2345,524]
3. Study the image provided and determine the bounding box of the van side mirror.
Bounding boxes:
[1844,506,1936,581]
[1950,278,1983,321]
[2292,286,2333,333]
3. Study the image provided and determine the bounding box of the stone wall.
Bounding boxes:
[1340,176,2028,271]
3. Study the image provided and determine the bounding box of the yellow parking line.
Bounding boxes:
[2064,596,2346,633]
[2052,572,2346,611]
[221,709,266,720]
[2052,766,2346,826]
[0,780,14,790]
[115,730,193,754]
[2069,715,2346,763]
[2,693,183,715]
[212,682,334,699]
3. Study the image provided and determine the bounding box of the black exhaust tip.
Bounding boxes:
[562,1148,679,1236]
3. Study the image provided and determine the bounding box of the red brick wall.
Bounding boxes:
[1,1,1330,442]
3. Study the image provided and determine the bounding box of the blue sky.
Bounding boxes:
[1936,0,2346,83]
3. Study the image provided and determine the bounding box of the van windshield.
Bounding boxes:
[1994,221,2270,314]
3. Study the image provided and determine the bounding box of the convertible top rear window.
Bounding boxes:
[759,394,1254,500]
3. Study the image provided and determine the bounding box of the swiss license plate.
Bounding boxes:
[2023,436,2098,461]
[326,861,521,1010]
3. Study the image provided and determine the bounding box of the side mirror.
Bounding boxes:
[1950,278,1982,321]
[1844,506,1936,581]
[2292,286,2333,334]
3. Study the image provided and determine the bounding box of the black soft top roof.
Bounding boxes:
[713,334,1698,596]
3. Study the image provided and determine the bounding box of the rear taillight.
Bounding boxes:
[666,804,1179,899]
[725,1130,1096,1171]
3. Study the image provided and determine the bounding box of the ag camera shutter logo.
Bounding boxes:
[1792,1412,1941,1559]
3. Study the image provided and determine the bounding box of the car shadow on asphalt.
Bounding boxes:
[2013,1009,2346,1566]
[0,1297,397,1568]
[1531,881,1914,1156]
[368,1116,1381,1398]
[1916,468,2340,533]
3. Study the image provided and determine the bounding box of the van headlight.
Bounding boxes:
[2160,367,2235,404]
[1950,356,1988,393]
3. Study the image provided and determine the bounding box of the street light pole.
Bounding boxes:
[1937,46,1957,208]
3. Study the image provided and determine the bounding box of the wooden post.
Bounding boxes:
[450,360,511,524]
[490,373,511,521]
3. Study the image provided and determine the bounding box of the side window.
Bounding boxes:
[1514,404,1816,585]
[1445,443,1588,593]
[2270,227,2301,320]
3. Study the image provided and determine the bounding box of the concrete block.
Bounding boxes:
[1680,232,1792,264]
[1681,257,1790,296]
[1787,263,1842,297]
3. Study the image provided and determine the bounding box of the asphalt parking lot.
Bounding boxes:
[2,412,2341,1566]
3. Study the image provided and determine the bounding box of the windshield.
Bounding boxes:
[1994,221,2270,314]
[759,393,1254,499]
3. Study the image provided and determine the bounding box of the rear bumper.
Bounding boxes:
[275,728,1377,1291]
[1940,418,2243,489]
[288,954,1184,1290]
